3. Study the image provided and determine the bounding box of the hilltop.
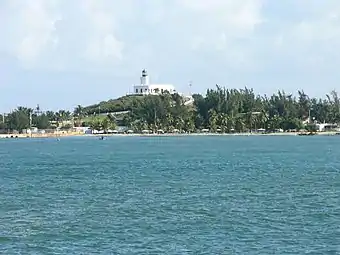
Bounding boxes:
[80,93,195,128]
[82,95,145,115]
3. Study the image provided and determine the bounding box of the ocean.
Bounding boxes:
[0,136,339,254]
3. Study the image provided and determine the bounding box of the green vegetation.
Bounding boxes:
[87,115,117,132]
[1,86,340,133]
[0,107,54,131]
[82,95,144,115]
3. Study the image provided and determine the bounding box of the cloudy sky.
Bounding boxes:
[1,0,340,111]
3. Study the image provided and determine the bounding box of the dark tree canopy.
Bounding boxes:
[2,87,340,133]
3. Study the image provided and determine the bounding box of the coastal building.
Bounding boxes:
[315,123,338,132]
[133,69,176,95]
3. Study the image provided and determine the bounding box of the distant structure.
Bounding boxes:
[189,81,192,96]
[35,104,42,116]
[133,69,176,95]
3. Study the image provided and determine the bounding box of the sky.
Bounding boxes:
[1,0,340,112]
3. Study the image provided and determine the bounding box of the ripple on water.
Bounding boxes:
[0,136,340,254]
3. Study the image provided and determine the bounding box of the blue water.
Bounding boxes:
[0,136,339,254]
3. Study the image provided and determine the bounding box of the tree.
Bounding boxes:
[106,114,117,130]
[56,110,71,127]
[0,121,7,131]
[281,117,303,131]
[74,105,84,127]
[0,114,6,130]
[101,117,110,132]
[3,86,340,133]
[6,107,31,132]
[45,111,56,121]
[208,109,218,131]
[183,113,195,132]
[101,115,117,132]
[35,114,51,129]
[305,123,317,132]
[218,113,229,132]
[89,116,102,131]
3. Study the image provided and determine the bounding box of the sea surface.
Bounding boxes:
[0,135,339,254]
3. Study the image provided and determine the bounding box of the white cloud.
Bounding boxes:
[0,0,125,69]
[293,17,340,44]
[1,0,60,68]
[1,0,265,70]
[179,0,264,49]
[270,1,340,69]
[1,0,340,73]
[174,0,265,71]
[81,0,124,61]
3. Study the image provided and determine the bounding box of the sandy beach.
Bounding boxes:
[0,131,83,139]
[0,131,338,139]
[90,131,338,137]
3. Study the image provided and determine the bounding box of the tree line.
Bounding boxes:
[0,104,118,133]
[125,87,320,133]
[1,86,340,133]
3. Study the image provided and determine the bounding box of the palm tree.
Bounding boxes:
[235,115,245,132]
[218,113,228,133]
[208,109,218,132]
[74,105,84,127]
[56,110,71,128]
[45,111,56,121]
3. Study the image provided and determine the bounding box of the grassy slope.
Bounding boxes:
[82,94,195,124]
[82,95,144,115]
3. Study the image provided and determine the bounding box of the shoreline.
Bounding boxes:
[1,131,339,139]
[89,131,338,137]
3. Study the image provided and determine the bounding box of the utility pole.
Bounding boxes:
[29,111,32,138]
[154,108,157,133]
[29,111,32,128]
[309,107,313,123]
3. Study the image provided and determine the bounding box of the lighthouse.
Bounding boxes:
[140,69,149,86]
[133,69,176,95]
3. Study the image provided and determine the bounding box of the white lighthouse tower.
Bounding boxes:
[133,69,176,95]
[140,69,149,86]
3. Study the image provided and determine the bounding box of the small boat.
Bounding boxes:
[99,136,105,140]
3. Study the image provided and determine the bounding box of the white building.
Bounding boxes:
[133,69,176,95]
[315,123,338,132]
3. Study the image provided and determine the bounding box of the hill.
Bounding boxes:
[82,95,144,115]
[82,93,195,116]
[3,86,339,133]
